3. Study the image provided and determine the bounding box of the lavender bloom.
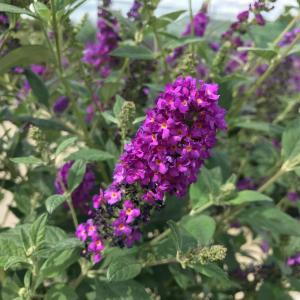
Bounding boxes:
[0,12,9,30]
[255,13,265,26]
[55,161,96,213]
[287,192,299,202]
[82,4,120,77]
[260,240,270,253]
[127,0,143,20]
[278,28,300,47]
[53,96,69,114]
[76,76,226,263]
[183,12,209,37]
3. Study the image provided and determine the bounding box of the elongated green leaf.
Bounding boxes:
[240,207,300,237]
[24,69,49,107]
[238,47,277,60]
[67,160,86,192]
[113,95,125,117]
[182,215,216,246]
[0,3,36,17]
[228,190,272,205]
[67,148,114,161]
[10,156,43,165]
[282,119,300,170]
[111,45,155,60]
[30,213,48,249]
[45,284,78,300]
[0,45,51,74]
[166,36,204,49]
[45,195,66,214]
[55,136,77,156]
[236,121,283,136]
[107,256,142,281]
[40,248,80,278]
[95,280,150,300]
[4,256,28,271]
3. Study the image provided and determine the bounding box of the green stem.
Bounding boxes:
[257,167,285,193]
[66,195,79,228]
[143,257,177,268]
[149,200,214,246]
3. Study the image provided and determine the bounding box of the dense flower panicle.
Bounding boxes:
[76,76,226,263]
[127,0,143,20]
[55,161,96,213]
[82,3,120,77]
[53,96,70,114]
[278,28,300,47]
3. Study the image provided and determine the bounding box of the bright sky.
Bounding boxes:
[71,0,298,23]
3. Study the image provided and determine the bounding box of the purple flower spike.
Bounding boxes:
[76,76,226,263]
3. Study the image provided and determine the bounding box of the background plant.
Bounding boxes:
[0,0,300,299]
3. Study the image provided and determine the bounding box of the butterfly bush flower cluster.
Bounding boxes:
[76,76,227,263]
[55,161,96,213]
[127,0,143,20]
[167,10,209,64]
[221,0,276,75]
[82,1,120,77]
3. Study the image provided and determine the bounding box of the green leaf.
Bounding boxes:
[40,248,80,278]
[238,47,277,60]
[45,194,66,214]
[111,45,155,60]
[33,1,51,21]
[167,220,182,252]
[133,116,146,125]
[166,36,204,49]
[99,81,120,102]
[0,45,51,74]
[0,3,36,17]
[67,160,86,192]
[228,190,272,205]
[113,95,125,117]
[4,256,28,271]
[236,120,283,136]
[182,215,216,246]
[67,148,115,161]
[45,284,78,300]
[107,256,142,282]
[95,280,150,300]
[282,119,300,170]
[189,167,222,209]
[10,156,43,165]
[159,10,186,21]
[30,213,48,249]
[101,111,119,125]
[55,136,77,156]
[195,263,231,285]
[168,220,197,253]
[240,207,300,237]
[24,69,49,107]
